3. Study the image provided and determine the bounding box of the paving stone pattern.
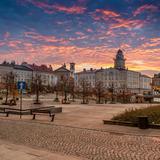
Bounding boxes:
[0,120,160,160]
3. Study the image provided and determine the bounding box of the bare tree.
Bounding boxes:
[94,81,105,104]
[32,74,43,104]
[53,83,60,102]
[60,78,70,104]
[79,79,91,104]
[108,83,114,103]
[2,72,16,105]
[68,77,75,102]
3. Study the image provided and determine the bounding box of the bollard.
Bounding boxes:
[137,116,149,129]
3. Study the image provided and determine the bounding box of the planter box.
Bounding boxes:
[103,120,160,129]
[103,120,137,127]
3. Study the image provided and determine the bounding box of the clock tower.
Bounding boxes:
[114,49,126,69]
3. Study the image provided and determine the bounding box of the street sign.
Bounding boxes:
[17,81,26,119]
[17,81,26,90]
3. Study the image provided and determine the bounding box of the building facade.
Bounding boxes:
[152,73,160,95]
[75,68,96,88]
[22,63,57,87]
[0,61,57,90]
[75,49,152,94]
[53,63,75,82]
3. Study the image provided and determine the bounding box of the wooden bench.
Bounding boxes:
[0,111,9,117]
[0,107,14,117]
[5,110,29,116]
[31,108,55,122]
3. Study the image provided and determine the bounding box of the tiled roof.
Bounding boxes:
[27,64,54,73]
[0,63,32,71]
[54,66,70,72]
[14,65,33,71]
[76,69,96,74]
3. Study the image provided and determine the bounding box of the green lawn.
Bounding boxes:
[112,105,160,124]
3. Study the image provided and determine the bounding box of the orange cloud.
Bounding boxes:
[96,9,120,18]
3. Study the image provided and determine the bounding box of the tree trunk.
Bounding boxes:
[5,85,9,104]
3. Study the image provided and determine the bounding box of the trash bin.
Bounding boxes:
[137,116,149,129]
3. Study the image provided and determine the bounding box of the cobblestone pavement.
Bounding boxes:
[0,120,160,160]
[0,139,83,160]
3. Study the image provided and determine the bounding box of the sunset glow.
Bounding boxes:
[0,0,160,76]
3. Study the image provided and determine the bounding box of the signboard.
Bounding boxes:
[17,81,26,90]
[153,98,160,102]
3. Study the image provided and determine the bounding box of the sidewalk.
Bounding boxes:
[0,140,85,160]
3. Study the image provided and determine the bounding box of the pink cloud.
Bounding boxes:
[75,32,85,36]
[0,41,5,47]
[110,18,145,30]
[24,0,86,14]
[24,31,88,44]
[24,31,63,43]
[133,4,159,16]
[141,37,160,48]
[53,5,86,14]
[1,39,160,75]
[86,28,93,33]
[93,9,146,30]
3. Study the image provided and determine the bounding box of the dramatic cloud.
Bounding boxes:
[0,0,159,76]
[93,9,146,30]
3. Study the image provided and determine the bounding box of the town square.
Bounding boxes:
[0,0,160,159]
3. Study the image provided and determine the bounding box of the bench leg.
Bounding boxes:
[51,115,55,122]
[32,114,36,120]
[6,113,9,117]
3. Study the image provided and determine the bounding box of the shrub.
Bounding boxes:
[112,105,160,124]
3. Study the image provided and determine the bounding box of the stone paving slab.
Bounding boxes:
[0,103,159,137]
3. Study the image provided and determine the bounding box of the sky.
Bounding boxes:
[0,0,160,76]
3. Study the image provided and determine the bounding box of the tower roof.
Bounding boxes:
[114,49,126,69]
[116,49,124,60]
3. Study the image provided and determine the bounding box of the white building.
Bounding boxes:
[0,62,14,84]
[75,49,152,94]
[21,63,57,87]
[75,68,96,88]
[0,61,57,89]
[140,75,152,93]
